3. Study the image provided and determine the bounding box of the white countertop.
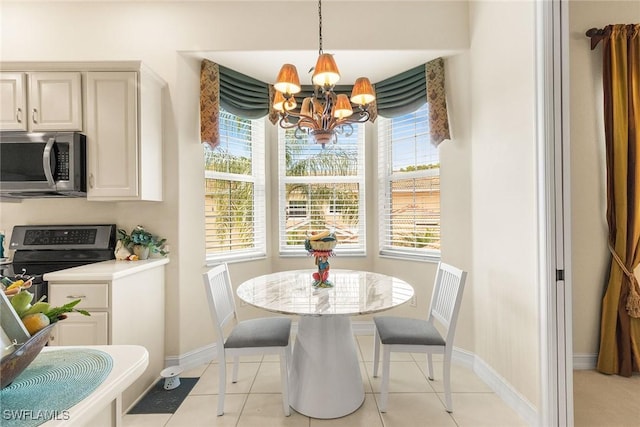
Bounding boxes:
[42,345,148,426]
[43,258,169,282]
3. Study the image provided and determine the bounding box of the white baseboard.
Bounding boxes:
[165,320,538,425]
[471,353,538,426]
[164,342,217,372]
[573,353,597,370]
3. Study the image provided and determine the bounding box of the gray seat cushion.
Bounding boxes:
[225,317,291,349]
[374,316,445,346]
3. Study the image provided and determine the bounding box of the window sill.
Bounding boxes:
[379,250,441,263]
[206,250,267,266]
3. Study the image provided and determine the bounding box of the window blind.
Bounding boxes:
[278,127,366,255]
[378,103,440,258]
[205,109,266,260]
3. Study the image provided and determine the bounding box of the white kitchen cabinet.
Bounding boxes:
[85,68,164,201]
[45,258,168,411]
[49,312,109,346]
[0,71,82,131]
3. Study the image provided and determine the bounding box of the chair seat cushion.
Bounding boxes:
[225,317,291,349]
[373,316,445,346]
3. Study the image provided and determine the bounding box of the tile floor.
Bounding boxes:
[123,336,527,427]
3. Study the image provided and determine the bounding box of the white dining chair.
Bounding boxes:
[202,263,292,416]
[372,262,467,413]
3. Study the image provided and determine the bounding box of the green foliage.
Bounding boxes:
[395,228,438,249]
[398,163,440,172]
[117,225,169,256]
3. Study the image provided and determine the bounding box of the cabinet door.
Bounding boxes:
[49,311,108,346]
[28,72,82,131]
[0,72,27,131]
[85,72,139,200]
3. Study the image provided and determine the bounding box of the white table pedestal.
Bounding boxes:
[289,315,364,419]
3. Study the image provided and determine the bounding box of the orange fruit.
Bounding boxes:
[21,313,50,335]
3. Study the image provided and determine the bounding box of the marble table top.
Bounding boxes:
[236,269,415,316]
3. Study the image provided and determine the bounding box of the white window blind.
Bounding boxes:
[378,103,440,259]
[278,127,366,255]
[205,109,265,261]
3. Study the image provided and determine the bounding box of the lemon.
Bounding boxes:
[21,313,50,335]
[6,279,24,291]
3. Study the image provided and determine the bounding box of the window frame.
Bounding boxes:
[277,126,367,257]
[377,103,441,262]
[204,109,266,264]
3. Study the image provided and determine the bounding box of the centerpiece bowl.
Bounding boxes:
[1,323,54,389]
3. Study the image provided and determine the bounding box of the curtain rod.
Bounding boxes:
[586,27,606,50]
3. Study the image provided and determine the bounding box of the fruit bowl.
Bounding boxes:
[1,323,54,389]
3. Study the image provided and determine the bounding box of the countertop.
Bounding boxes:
[42,345,148,426]
[43,258,169,282]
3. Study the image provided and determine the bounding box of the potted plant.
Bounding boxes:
[116,225,168,260]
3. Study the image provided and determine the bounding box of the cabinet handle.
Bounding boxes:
[89,173,94,189]
[16,108,22,123]
[32,108,38,123]
[67,295,86,299]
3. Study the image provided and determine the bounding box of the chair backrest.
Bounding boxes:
[202,263,237,346]
[427,262,467,343]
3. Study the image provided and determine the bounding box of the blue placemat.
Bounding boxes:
[0,349,113,427]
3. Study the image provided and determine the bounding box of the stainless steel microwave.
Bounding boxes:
[0,132,86,198]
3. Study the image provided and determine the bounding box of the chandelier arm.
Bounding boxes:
[278,116,298,130]
[342,111,371,125]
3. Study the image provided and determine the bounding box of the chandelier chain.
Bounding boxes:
[318,0,323,55]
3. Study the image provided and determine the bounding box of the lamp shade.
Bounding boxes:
[333,94,353,119]
[274,64,301,95]
[273,91,297,112]
[350,77,375,106]
[312,54,341,87]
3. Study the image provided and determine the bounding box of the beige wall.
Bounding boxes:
[568,0,640,356]
[468,0,539,408]
[1,0,552,415]
[0,0,473,357]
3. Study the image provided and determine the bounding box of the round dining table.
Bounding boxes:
[236,269,414,419]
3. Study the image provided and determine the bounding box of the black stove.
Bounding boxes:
[1,224,117,302]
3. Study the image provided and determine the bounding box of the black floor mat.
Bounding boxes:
[128,377,199,414]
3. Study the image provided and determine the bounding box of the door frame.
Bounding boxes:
[537,0,573,425]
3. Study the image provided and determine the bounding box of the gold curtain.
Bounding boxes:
[200,59,220,149]
[426,58,451,146]
[597,24,640,377]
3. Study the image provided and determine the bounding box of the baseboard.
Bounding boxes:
[165,320,538,425]
[573,353,597,370]
[164,342,217,372]
[472,354,538,426]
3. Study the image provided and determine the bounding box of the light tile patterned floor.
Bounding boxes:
[123,335,528,427]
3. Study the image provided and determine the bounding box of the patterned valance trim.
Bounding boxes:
[426,58,451,146]
[200,59,220,148]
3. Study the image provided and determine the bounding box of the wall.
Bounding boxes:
[468,0,539,409]
[0,1,473,362]
[568,0,640,358]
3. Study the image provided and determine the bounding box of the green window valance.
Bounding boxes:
[374,64,427,118]
[219,65,270,119]
[201,57,450,148]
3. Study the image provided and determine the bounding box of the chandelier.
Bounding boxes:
[272,0,376,147]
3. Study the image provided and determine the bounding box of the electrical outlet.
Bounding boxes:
[410,295,417,307]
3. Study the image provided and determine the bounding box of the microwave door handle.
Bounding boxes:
[42,137,56,187]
